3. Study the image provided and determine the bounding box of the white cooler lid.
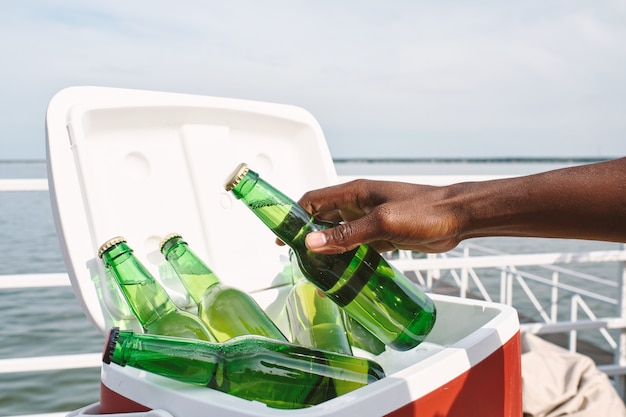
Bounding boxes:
[46,86,337,332]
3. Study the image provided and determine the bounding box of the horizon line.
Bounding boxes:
[0,156,618,164]
[332,156,615,163]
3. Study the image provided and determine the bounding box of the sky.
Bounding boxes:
[1,1,626,160]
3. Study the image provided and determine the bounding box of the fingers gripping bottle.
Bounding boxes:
[98,237,214,341]
[159,233,287,342]
[224,163,437,351]
[103,328,385,409]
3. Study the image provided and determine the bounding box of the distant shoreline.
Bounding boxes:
[0,157,615,164]
[334,157,613,164]
[0,159,48,164]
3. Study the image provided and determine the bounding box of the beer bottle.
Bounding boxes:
[289,248,386,357]
[159,233,287,342]
[98,237,214,341]
[344,315,387,356]
[285,249,353,355]
[103,327,385,410]
[224,163,436,351]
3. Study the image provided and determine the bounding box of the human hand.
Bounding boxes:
[296,179,463,254]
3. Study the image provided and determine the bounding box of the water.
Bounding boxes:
[0,160,622,416]
[0,161,103,416]
[333,159,589,176]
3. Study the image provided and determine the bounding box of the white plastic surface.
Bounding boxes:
[46,86,336,332]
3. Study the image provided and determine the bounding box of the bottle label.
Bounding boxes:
[323,245,381,307]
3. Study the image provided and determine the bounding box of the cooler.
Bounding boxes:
[46,86,522,417]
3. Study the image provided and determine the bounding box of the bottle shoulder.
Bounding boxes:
[199,285,265,310]
[147,309,214,341]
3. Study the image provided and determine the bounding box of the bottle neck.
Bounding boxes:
[161,237,221,304]
[101,243,178,327]
[231,170,322,248]
[105,327,132,366]
[106,329,221,385]
[100,241,135,271]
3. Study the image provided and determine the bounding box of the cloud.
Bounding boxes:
[1,1,625,159]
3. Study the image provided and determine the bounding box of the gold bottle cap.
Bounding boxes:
[97,236,127,258]
[159,232,183,253]
[224,162,249,191]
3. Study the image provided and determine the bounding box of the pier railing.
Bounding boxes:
[389,245,626,383]
[2,175,626,417]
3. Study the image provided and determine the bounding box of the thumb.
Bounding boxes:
[305,223,363,254]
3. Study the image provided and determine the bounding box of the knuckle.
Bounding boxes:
[332,223,355,242]
[324,223,360,252]
[298,191,315,212]
[371,205,394,229]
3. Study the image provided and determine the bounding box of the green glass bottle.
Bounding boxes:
[159,233,287,342]
[288,236,386,357]
[344,314,387,356]
[103,328,385,410]
[286,251,370,397]
[98,237,214,341]
[224,163,437,351]
[286,249,353,355]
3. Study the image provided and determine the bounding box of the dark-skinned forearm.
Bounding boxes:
[449,158,626,243]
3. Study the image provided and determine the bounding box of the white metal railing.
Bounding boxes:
[0,351,102,374]
[388,241,626,395]
[0,178,49,191]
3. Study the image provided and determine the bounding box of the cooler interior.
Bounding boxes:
[46,86,336,332]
